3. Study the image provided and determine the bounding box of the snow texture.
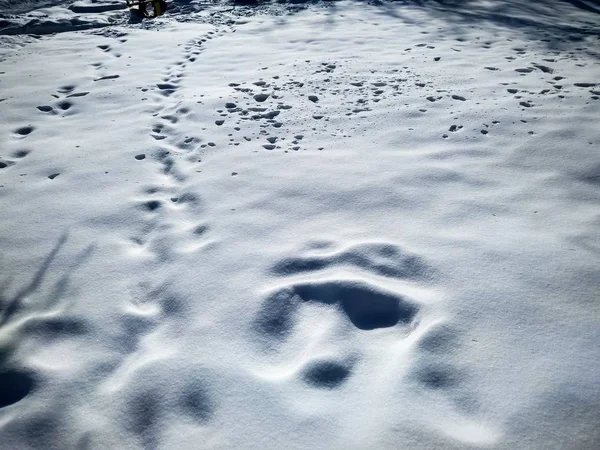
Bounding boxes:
[0,1,599,449]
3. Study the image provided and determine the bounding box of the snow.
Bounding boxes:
[1,1,599,449]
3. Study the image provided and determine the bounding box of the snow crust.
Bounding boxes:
[1,1,599,449]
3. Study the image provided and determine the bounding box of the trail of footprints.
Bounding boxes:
[107,282,216,450]
[104,31,234,448]
[1,30,231,446]
[0,33,226,449]
[3,79,116,178]
[0,36,127,178]
[2,34,597,174]
[127,30,231,260]
[79,37,226,446]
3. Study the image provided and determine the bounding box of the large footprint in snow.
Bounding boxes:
[251,241,436,393]
[255,241,473,399]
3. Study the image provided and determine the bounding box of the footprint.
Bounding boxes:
[142,200,161,211]
[14,126,34,137]
[301,359,352,389]
[119,358,216,448]
[116,313,158,354]
[413,363,461,390]
[408,321,480,414]
[160,114,178,124]
[57,100,73,111]
[67,92,89,98]
[11,149,30,158]
[156,83,178,96]
[94,75,120,82]
[157,83,178,91]
[56,85,75,94]
[532,64,554,74]
[126,392,161,448]
[253,93,270,102]
[174,192,200,206]
[190,224,209,237]
[0,410,62,448]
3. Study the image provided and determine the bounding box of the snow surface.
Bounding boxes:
[1,1,599,449]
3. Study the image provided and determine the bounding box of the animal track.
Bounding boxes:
[413,363,461,390]
[301,359,352,389]
[57,100,72,111]
[406,320,476,413]
[119,358,216,448]
[14,126,34,136]
[11,150,30,158]
[66,91,89,98]
[124,29,230,261]
[156,83,178,96]
[34,84,91,120]
[94,74,119,82]
[142,200,161,211]
[56,85,75,94]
